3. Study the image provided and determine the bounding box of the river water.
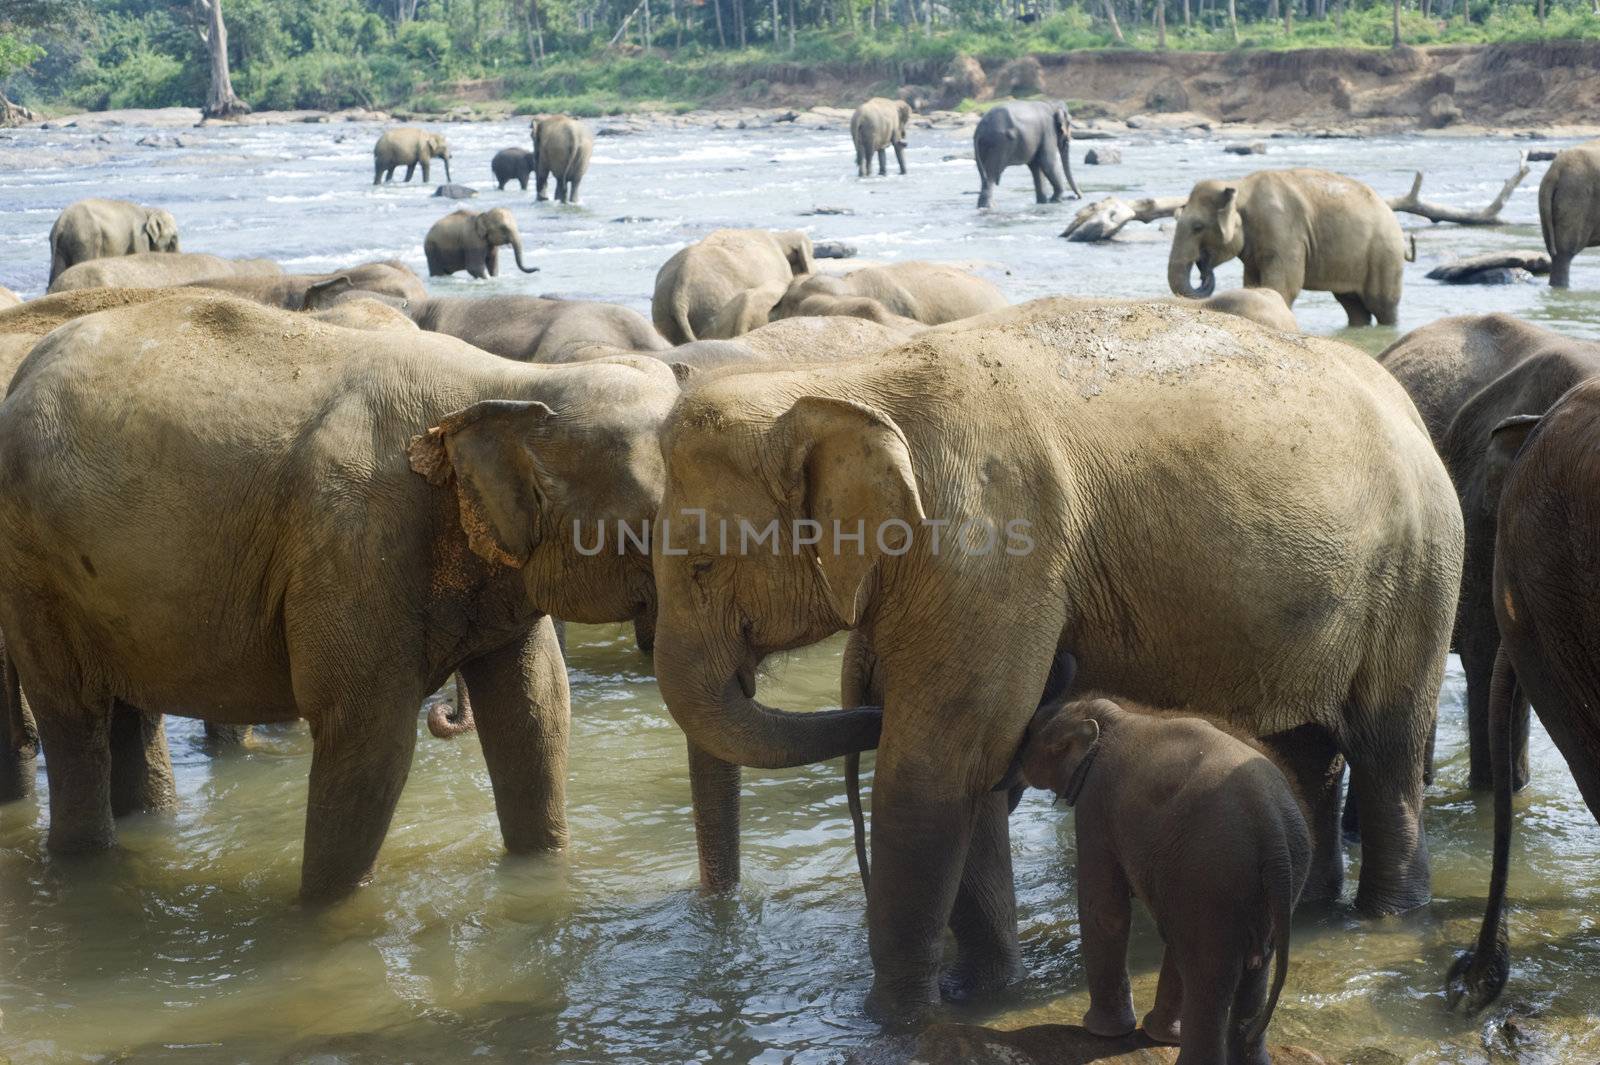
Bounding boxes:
[0,117,1597,1065]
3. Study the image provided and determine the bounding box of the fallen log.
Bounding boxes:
[1388,151,1530,225]
[1061,195,1185,242]
[1427,250,1550,283]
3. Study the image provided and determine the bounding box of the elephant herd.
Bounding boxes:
[4,119,1600,1064]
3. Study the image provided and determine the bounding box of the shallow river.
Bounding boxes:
[1,118,1598,1065]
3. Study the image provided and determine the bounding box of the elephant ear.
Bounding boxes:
[1034,715,1100,799]
[1485,413,1543,509]
[406,399,556,568]
[781,231,815,276]
[777,396,926,627]
[1216,186,1241,244]
[142,212,172,250]
[303,276,354,311]
[1052,106,1070,139]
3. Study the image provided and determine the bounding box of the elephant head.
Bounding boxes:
[474,207,538,274]
[142,209,180,253]
[1169,180,1245,299]
[776,230,815,277]
[427,133,452,182]
[1019,697,1110,800]
[1051,103,1081,199]
[893,100,913,146]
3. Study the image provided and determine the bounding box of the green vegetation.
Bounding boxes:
[4,0,1600,116]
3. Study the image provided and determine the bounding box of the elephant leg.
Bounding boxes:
[1549,252,1573,288]
[976,159,997,209]
[689,741,740,891]
[536,168,551,201]
[1,648,37,803]
[1169,930,1239,1065]
[567,177,582,204]
[1040,151,1067,202]
[33,694,116,853]
[108,702,176,817]
[1251,254,1304,307]
[373,161,384,186]
[420,160,431,183]
[519,174,530,190]
[1077,837,1137,1037]
[1028,162,1049,204]
[877,147,888,176]
[1142,945,1184,1043]
[894,143,907,175]
[1348,705,1432,916]
[556,177,568,202]
[404,162,417,183]
[941,790,1020,1002]
[460,617,571,853]
[1262,723,1344,907]
[1334,292,1373,327]
[1463,618,1530,792]
[1227,951,1273,1065]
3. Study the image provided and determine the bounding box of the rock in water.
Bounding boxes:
[1084,147,1122,165]
[1225,142,1267,155]
[433,184,478,199]
[813,241,856,259]
[1427,251,1550,283]
[892,1023,1335,1065]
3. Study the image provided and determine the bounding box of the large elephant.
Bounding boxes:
[493,147,536,191]
[771,261,1007,327]
[424,208,540,279]
[48,198,180,286]
[531,115,594,204]
[0,287,200,372]
[1448,377,1600,1010]
[662,316,919,375]
[1539,140,1600,288]
[398,294,668,362]
[651,229,814,344]
[186,260,428,310]
[852,97,912,178]
[373,127,452,185]
[48,252,282,294]
[0,290,677,901]
[1168,168,1406,326]
[1379,314,1600,790]
[973,101,1081,209]
[651,298,1459,1019]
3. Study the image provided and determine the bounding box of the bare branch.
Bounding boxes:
[1061,195,1186,242]
[1387,152,1530,226]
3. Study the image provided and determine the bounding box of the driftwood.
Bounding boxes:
[1388,151,1530,225]
[1061,195,1186,242]
[1427,250,1551,283]
[1527,148,1558,162]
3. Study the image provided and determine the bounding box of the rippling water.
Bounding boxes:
[0,118,1598,1064]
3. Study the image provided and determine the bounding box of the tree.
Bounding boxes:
[196,0,250,118]
[1100,0,1124,41]
[0,0,77,127]
[1391,0,1401,46]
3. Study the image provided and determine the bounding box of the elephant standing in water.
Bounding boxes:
[651,228,814,343]
[1539,140,1600,287]
[1168,168,1406,326]
[425,208,540,279]
[493,147,536,190]
[373,128,452,185]
[973,100,1081,209]
[48,198,180,285]
[651,298,1460,1019]
[531,115,594,204]
[0,290,676,900]
[851,97,912,178]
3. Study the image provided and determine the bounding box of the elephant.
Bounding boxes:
[373,127,452,185]
[48,198,180,286]
[650,298,1460,1019]
[0,286,17,310]
[1168,168,1406,327]
[771,261,1008,328]
[973,100,1081,209]
[703,282,788,339]
[393,294,668,363]
[0,287,203,374]
[662,316,919,375]
[1018,680,1309,1065]
[652,229,815,344]
[493,147,537,191]
[1183,288,1298,332]
[1447,377,1600,1010]
[1379,314,1600,791]
[1538,140,1600,287]
[531,115,594,204]
[0,290,677,901]
[48,252,282,294]
[186,261,428,310]
[424,208,540,279]
[852,97,912,178]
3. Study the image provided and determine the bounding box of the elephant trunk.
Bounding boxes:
[1168,250,1215,299]
[511,234,539,274]
[427,681,475,739]
[441,156,452,184]
[1060,131,1081,199]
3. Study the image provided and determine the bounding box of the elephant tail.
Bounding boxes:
[671,296,697,343]
[846,751,869,892]
[1244,837,1298,1052]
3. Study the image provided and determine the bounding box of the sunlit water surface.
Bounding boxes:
[0,119,1597,1064]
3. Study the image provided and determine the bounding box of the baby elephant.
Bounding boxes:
[1020,692,1310,1065]
[493,147,536,191]
[424,207,539,279]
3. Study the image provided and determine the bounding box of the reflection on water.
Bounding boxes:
[0,121,1598,1063]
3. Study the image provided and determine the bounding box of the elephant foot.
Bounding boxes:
[1353,876,1430,917]
[1140,1009,1181,1044]
[938,954,1020,1003]
[1446,938,1509,1012]
[864,978,939,1028]
[1082,1002,1138,1038]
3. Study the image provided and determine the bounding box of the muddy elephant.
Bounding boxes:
[852,97,912,178]
[1380,314,1600,791]
[186,261,428,310]
[1448,377,1600,1010]
[1182,288,1298,332]
[1018,682,1310,1064]
[48,252,282,294]
[652,229,814,344]
[493,147,536,191]
[660,316,919,375]
[0,286,18,310]
[652,297,1460,1019]
[373,128,452,185]
[531,116,594,204]
[0,290,677,901]
[424,208,539,279]
[1169,168,1406,326]
[973,100,1081,209]
[772,262,1007,327]
[396,294,668,363]
[1539,141,1600,288]
[47,198,180,287]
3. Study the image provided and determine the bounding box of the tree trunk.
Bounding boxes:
[1227,0,1238,41]
[196,0,249,119]
[1182,0,1191,26]
[0,91,37,129]
[1101,0,1125,39]
[790,0,798,45]
[1284,0,1292,34]
[1156,0,1167,45]
[771,0,780,43]
[712,0,726,46]
[1538,0,1545,25]
[1392,0,1400,46]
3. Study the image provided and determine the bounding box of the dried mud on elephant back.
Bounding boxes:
[848,1022,1333,1065]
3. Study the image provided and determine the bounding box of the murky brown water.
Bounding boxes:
[1,121,1598,1064]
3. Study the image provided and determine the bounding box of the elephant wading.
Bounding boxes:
[531,116,594,204]
[852,98,912,178]
[374,128,452,185]
[48,198,180,286]
[493,147,536,191]
[973,101,1081,209]
[48,252,282,294]
[772,261,1007,327]
[1169,168,1406,326]
[651,298,1460,1019]
[425,208,540,279]
[0,291,677,900]
[652,228,814,343]
[1539,140,1600,288]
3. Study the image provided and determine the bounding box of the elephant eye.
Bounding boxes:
[691,559,714,578]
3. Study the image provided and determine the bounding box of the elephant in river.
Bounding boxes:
[1539,140,1600,288]
[392,294,668,364]
[373,127,452,185]
[651,297,1460,1019]
[424,208,539,279]
[48,198,180,286]
[1447,376,1600,1010]
[1168,168,1406,326]
[973,100,1081,209]
[1380,314,1600,791]
[771,261,1007,327]
[852,97,912,178]
[0,287,18,310]
[531,115,594,204]
[186,260,428,310]
[0,290,677,900]
[48,252,282,294]
[652,228,814,344]
[493,147,536,191]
